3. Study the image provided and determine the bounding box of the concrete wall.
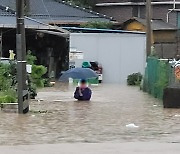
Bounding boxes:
[70,33,146,84]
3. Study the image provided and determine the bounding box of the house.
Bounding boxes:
[0,0,112,26]
[94,0,180,25]
[0,5,70,78]
[123,17,178,58]
[0,0,113,77]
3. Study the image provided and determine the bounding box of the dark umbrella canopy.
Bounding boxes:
[59,68,98,81]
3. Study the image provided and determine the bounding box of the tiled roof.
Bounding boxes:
[0,6,68,34]
[0,0,112,23]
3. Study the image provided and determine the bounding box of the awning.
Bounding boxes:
[36,30,69,38]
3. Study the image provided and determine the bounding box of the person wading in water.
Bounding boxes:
[74,79,92,101]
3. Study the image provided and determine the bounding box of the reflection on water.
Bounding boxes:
[0,83,180,145]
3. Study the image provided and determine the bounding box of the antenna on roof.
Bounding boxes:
[5,7,9,11]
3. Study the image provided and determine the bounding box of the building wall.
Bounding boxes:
[154,30,177,43]
[169,11,177,26]
[70,33,146,84]
[154,43,177,58]
[95,2,180,25]
[96,6,133,23]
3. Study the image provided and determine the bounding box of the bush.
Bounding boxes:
[0,63,12,91]
[27,51,47,88]
[80,21,113,29]
[0,89,17,103]
[0,95,16,103]
[127,72,143,86]
[0,63,17,103]
[31,65,47,88]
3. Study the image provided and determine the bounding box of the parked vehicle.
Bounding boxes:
[82,61,103,83]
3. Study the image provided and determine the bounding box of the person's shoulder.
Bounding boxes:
[86,87,91,91]
[75,87,79,90]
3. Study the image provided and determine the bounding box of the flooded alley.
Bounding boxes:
[0,84,180,145]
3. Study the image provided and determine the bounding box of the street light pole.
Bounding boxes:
[16,0,28,114]
[146,0,152,56]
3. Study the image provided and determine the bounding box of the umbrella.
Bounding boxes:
[59,67,98,81]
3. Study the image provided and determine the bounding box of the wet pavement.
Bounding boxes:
[0,83,180,145]
[1,142,180,154]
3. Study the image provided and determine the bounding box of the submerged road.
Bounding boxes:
[0,83,180,153]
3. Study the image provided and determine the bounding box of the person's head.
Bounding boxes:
[80,79,87,87]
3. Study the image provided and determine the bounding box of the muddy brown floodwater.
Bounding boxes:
[0,83,180,145]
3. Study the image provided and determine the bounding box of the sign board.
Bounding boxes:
[69,52,84,61]
[26,64,32,74]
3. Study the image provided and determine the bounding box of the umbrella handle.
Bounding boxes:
[79,88,83,96]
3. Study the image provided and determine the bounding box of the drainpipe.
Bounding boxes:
[167,0,176,23]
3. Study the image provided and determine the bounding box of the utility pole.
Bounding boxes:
[0,30,2,57]
[146,0,152,56]
[16,0,29,114]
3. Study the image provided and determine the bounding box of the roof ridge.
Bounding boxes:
[0,4,15,14]
[53,0,113,21]
[30,14,100,17]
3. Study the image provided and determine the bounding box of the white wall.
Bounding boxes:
[70,33,146,84]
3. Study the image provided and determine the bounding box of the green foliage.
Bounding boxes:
[27,50,37,65]
[31,65,47,79]
[0,95,17,103]
[0,64,12,91]
[154,61,169,99]
[27,51,47,88]
[143,57,169,99]
[31,65,47,88]
[80,21,113,29]
[0,63,17,103]
[26,74,37,99]
[127,72,143,86]
[44,78,53,87]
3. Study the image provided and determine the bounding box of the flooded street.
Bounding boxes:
[0,84,180,145]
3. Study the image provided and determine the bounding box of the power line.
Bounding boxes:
[41,0,56,26]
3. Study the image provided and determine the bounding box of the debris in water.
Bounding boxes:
[126,123,139,128]
[174,115,180,117]
[53,100,63,102]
